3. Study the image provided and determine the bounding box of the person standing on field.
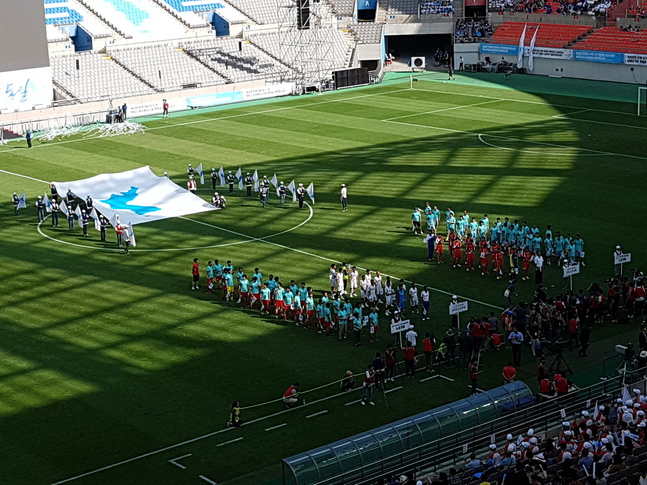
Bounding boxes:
[192,258,200,290]
[340,184,348,211]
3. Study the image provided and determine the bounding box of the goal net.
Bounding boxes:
[638,86,647,116]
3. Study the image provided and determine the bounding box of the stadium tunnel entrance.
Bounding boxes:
[385,34,452,70]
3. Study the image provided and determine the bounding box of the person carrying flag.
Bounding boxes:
[245,172,253,196]
[227,171,235,194]
[115,220,125,246]
[35,196,45,222]
[296,183,305,209]
[99,215,107,241]
[211,168,218,191]
[278,181,287,205]
[80,210,89,236]
[67,207,75,231]
[12,192,19,215]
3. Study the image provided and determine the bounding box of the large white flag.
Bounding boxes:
[75,205,83,219]
[17,192,27,209]
[218,166,226,186]
[306,182,315,204]
[196,163,205,185]
[128,221,137,247]
[59,199,68,215]
[528,27,539,73]
[287,180,295,196]
[90,207,98,220]
[253,170,259,192]
[517,24,527,69]
[94,216,101,232]
[53,166,216,226]
[270,174,278,187]
[43,194,51,212]
[236,168,243,190]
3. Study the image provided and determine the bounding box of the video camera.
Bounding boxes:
[544,339,570,354]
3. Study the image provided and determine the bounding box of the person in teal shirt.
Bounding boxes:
[446,212,456,234]
[253,268,263,284]
[306,294,315,327]
[236,267,245,286]
[239,275,250,307]
[554,233,565,261]
[573,234,585,266]
[206,261,215,294]
[353,314,363,347]
[223,269,235,302]
[323,303,332,336]
[260,284,271,313]
[469,218,479,237]
[411,208,422,235]
[431,206,440,229]
[284,288,294,321]
[213,260,223,288]
[337,308,348,340]
[369,308,379,342]
[274,283,285,318]
[425,212,434,232]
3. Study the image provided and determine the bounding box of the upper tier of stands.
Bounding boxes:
[109,44,228,90]
[51,53,155,100]
[45,4,84,25]
[488,0,612,15]
[386,0,454,16]
[488,22,592,48]
[181,37,284,82]
[328,0,356,16]
[348,22,384,43]
[455,18,494,43]
[572,25,647,53]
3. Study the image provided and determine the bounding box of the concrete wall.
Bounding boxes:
[384,22,453,35]
[357,43,382,60]
[454,43,480,66]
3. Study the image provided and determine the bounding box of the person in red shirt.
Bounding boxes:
[502,361,517,383]
[162,99,169,118]
[423,333,435,372]
[403,342,417,377]
[569,316,579,350]
[191,257,200,290]
[435,236,444,263]
[465,240,476,271]
[521,249,533,281]
[452,238,463,268]
[492,243,504,279]
[555,375,570,395]
[480,245,490,275]
[469,359,481,395]
[283,382,300,408]
[539,377,554,395]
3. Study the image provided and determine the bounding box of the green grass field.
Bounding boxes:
[1,72,646,485]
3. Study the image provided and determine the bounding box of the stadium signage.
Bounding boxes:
[390,319,411,334]
[481,44,644,66]
[624,54,647,66]
[523,46,573,60]
[185,83,295,109]
[449,301,468,315]
[572,49,624,64]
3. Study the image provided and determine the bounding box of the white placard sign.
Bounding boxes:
[390,319,411,335]
[449,301,468,315]
[564,263,580,277]
[614,253,631,265]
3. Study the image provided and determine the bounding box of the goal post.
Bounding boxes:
[638,86,647,116]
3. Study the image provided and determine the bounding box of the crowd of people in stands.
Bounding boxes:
[379,394,647,484]
[488,0,614,15]
[621,25,643,32]
[419,0,454,16]
[455,18,495,43]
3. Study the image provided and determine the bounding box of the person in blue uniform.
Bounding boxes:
[35,196,45,222]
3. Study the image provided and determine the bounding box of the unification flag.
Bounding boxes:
[528,27,539,73]
[252,170,259,192]
[110,213,119,228]
[517,24,527,69]
[270,174,278,187]
[94,216,101,231]
[43,194,51,212]
[288,180,297,203]
[53,166,216,226]
[128,222,137,247]
[196,163,205,185]
[306,182,315,204]
[236,168,243,190]
[59,199,68,215]
[218,166,226,186]
[17,192,27,209]
[75,205,83,219]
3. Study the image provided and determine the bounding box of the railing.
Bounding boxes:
[291,371,637,485]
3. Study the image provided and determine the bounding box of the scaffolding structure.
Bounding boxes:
[277,0,337,89]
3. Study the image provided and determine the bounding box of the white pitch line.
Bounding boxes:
[215,437,243,448]
[0,168,48,184]
[383,99,503,122]
[551,108,591,119]
[305,410,329,419]
[382,119,647,161]
[344,400,362,406]
[466,386,485,393]
[168,453,192,470]
[384,386,403,394]
[438,375,455,382]
[419,375,438,382]
[199,475,218,485]
[264,423,287,431]
[476,133,604,157]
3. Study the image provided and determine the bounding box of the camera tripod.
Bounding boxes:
[549,348,573,375]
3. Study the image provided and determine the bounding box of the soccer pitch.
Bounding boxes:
[1,72,646,485]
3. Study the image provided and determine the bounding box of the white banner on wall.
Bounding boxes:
[624,53,647,66]
[0,66,53,113]
[524,46,573,60]
[185,83,295,109]
[127,97,185,118]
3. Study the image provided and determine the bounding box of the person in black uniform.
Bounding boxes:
[81,210,89,236]
[296,183,305,209]
[66,189,75,211]
[25,130,32,148]
[99,215,108,242]
[50,198,60,227]
[211,168,218,191]
[278,181,286,205]
[245,173,253,196]
[50,182,58,201]
[227,171,235,194]
[187,164,194,177]
[35,195,45,222]
[67,208,75,231]
[85,195,93,214]
[12,192,19,215]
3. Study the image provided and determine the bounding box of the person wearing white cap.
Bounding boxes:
[35,195,45,222]
[503,434,516,454]
[244,172,253,196]
[277,181,287,205]
[614,245,623,276]
[296,183,305,209]
[487,444,502,467]
[187,175,197,194]
[227,170,235,193]
[187,163,194,177]
[12,192,19,215]
[340,184,348,211]
[211,168,218,190]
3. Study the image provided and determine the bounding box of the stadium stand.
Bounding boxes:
[45,4,84,25]
[248,29,353,73]
[348,22,384,43]
[328,0,357,16]
[50,52,156,100]
[572,25,647,53]
[454,18,494,42]
[109,44,228,90]
[419,0,454,15]
[488,22,592,48]
[489,0,612,15]
[217,0,284,24]
[46,24,71,42]
[181,37,285,82]
[387,0,422,15]
[153,0,220,27]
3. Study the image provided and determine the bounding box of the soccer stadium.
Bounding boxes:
[2,0,647,484]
